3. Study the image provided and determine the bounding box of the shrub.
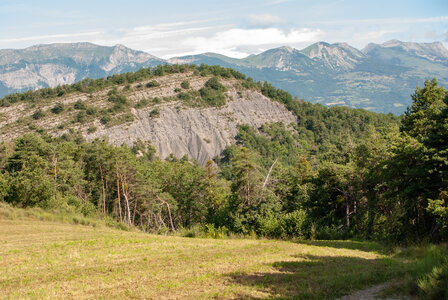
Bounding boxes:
[87,126,97,133]
[181,80,190,89]
[146,80,160,88]
[100,116,111,125]
[108,95,127,105]
[205,224,228,239]
[74,111,86,123]
[135,98,149,108]
[407,245,448,299]
[177,92,191,101]
[199,87,226,107]
[280,210,309,238]
[51,102,64,114]
[204,77,226,92]
[150,109,160,118]
[31,109,45,120]
[86,107,97,115]
[73,100,87,110]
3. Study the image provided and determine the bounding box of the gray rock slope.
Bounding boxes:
[0,73,297,165]
[89,90,296,165]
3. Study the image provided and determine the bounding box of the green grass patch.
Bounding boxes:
[1,202,436,299]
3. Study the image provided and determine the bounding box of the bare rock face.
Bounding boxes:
[87,90,297,165]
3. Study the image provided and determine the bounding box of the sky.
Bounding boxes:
[0,0,447,58]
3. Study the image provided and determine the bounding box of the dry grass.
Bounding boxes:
[0,205,407,299]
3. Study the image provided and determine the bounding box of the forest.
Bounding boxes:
[0,62,446,245]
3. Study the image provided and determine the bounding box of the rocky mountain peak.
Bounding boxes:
[363,39,448,63]
[300,41,365,71]
[0,43,166,96]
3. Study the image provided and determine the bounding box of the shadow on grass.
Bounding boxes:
[298,240,392,255]
[227,254,405,299]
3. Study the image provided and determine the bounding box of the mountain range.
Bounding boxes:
[1,40,447,114]
[0,43,165,97]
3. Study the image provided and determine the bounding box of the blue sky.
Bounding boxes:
[0,0,447,58]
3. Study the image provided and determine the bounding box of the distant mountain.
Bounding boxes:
[1,40,447,114]
[170,40,448,114]
[0,43,166,97]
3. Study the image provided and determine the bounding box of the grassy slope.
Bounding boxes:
[0,205,409,299]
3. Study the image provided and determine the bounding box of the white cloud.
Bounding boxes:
[177,27,323,58]
[248,14,283,27]
[88,23,323,58]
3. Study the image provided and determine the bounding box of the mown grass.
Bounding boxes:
[0,203,440,299]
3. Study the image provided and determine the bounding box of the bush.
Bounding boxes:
[177,92,191,101]
[150,109,160,118]
[407,245,448,299]
[108,95,127,105]
[280,210,309,238]
[80,201,97,217]
[135,98,149,108]
[205,224,228,239]
[316,224,345,240]
[204,77,226,92]
[181,80,190,89]
[73,100,87,110]
[86,107,97,115]
[100,116,111,125]
[146,80,160,88]
[259,215,282,237]
[51,103,64,114]
[199,87,226,107]
[31,109,45,120]
[74,111,86,123]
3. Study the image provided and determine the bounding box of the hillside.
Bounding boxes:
[0,64,446,252]
[171,40,448,114]
[0,203,409,299]
[0,67,297,165]
[0,43,165,97]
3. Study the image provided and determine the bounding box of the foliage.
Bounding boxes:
[181,80,190,89]
[0,64,445,246]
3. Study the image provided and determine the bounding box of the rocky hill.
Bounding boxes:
[0,43,165,97]
[0,68,296,165]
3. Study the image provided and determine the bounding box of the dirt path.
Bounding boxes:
[336,281,407,300]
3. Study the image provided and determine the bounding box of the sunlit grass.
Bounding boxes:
[0,204,416,299]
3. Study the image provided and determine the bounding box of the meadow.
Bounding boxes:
[1,204,428,299]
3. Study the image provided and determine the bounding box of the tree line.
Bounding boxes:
[0,75,446,244]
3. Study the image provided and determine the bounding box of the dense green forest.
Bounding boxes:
[0,64,446,244]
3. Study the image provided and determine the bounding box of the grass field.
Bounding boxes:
[0,206,411,299]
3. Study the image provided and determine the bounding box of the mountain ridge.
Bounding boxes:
[1,40,447,114]
[170,40,448,114]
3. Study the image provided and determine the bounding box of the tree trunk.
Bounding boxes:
[115,163,122,222]
[259,158,278,204]
[120,174,132,225]
[99,165,106,215]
